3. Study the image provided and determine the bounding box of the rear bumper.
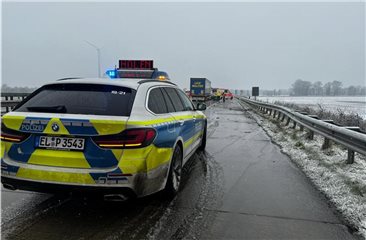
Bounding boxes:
[1,176,136,197]
[1,162,170,197]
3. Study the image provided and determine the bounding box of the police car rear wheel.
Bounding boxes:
[165,145,183,198]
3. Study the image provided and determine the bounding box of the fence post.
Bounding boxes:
[281,114,286,122]
[347,150,355,164]
[306,130,314,140]
[277,112,281,120]
[321,138,331,150]
[285,117,291,126]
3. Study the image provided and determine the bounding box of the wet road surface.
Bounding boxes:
[1,101,356,239]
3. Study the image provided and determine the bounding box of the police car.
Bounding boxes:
[1,60,207,199]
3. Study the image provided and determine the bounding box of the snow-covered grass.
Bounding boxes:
[270,100,366,132]
[240,101,366,239]
[257,96,366,119]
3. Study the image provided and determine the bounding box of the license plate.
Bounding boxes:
[37,136,85,151]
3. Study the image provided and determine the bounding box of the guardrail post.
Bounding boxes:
[292,121,297,129]
[321,138,331,150]
[273,110,277,118]
[347,150,355,164]
[268,109,272,115]
[285,117,291,126]
[306,130,314,140]
[277,112,281,120]
[281,115,286,122]
[299,125,304,131]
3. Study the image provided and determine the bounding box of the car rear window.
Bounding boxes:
[14,83,136,116]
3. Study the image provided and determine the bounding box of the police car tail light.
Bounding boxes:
[93,128,156,149]
[1,124,30,143]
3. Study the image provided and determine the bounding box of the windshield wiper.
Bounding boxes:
[26,105,67,113]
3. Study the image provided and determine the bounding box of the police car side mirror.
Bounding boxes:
[196,103,206,111]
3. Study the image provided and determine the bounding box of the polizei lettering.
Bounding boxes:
[20,123,45,132]
[20,119,48,132]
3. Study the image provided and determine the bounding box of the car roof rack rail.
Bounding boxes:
[138,80,177,86]
[57,77,82,81]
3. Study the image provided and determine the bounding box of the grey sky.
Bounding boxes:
[2,2,365,90]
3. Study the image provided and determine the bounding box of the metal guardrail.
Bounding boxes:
[238,97,366,163]
[1,92,29,113]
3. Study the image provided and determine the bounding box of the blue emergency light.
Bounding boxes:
[106,69,117,78]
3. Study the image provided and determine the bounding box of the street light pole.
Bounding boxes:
[85,40,101,78]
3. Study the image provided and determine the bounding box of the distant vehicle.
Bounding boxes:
[1,60,207,199]
[211,88,222,101]
[190,78,212,102]
[224,90,234,100]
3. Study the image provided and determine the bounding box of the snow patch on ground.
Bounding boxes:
[240,102,366,239]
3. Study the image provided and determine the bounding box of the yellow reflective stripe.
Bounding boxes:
[1,142,11,159]
[118,145,172,174]
[90,120,126,135]
[128,115,199,126]
[146,147,172,172]
[2,115,25,130]
[16,168,95,184]
[128,117,176,126]
[27,149,91,169]
[111,149,123,161]
[195,114,206,119]
[183,131,202,149]
[43,118,70,135]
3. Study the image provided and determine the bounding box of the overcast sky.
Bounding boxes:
[2,2,365,90]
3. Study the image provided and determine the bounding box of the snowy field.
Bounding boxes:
[257,96,366,119]
[239,100,366,239]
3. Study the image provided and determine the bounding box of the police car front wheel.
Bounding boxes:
[164,145,183,198]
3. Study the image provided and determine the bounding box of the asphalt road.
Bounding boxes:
[1,100,356,239]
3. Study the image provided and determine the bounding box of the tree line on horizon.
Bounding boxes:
[290,79,365,96]
[1,84,37,93]
[254,79,365,97]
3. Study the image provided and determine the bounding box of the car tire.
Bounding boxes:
[198,124,207,151]
[164,144,183,198]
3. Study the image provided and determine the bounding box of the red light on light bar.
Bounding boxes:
[119,60,153,70]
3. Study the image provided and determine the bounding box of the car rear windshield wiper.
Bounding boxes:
[26,105,67,113]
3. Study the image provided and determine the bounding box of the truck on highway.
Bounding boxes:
[190,78,212,102]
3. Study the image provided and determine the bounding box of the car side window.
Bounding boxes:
[164,87,185,112]
[148,88,168,114]
[176,89,194,111]
[161,88,176,112]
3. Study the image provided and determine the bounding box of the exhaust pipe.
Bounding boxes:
[103,194,128,202]
[3,183,17,191]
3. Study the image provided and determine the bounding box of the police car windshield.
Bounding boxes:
[15,83,136,117]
